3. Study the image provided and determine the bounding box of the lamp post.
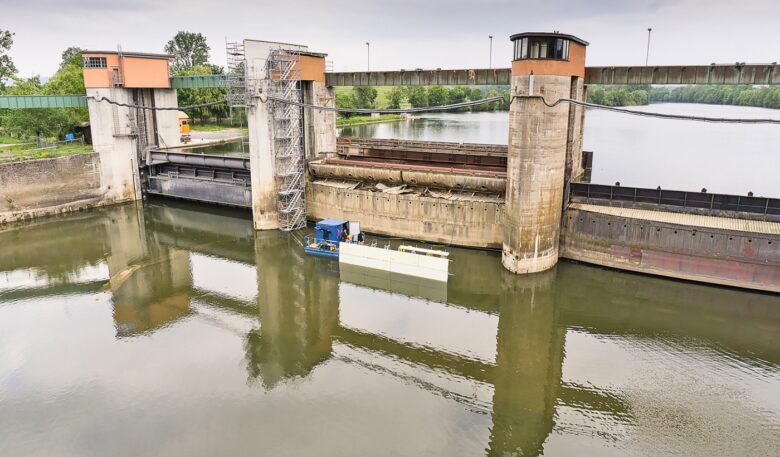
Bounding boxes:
[489,35,493,69]
[366,42,370,71]
[645,28,652,66]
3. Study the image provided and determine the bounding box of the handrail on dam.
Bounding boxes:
[570,182,780,217]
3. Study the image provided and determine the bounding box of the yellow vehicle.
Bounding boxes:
[178,111,191,143]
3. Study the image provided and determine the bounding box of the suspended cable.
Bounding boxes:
[264,96,505,114]
[512,95,780,124]
[88,96,227,111]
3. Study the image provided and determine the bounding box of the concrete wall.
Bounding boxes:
[304,81,336,159]
[560,206,780,293]
[153,89,182,149]
[247,79,279,230]
[503,74,572,273]
[0,153,104,224]
[306,182,504,248]
[87,87,142,204]
[565,78,586,182]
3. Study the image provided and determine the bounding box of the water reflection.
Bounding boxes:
[1,201,779,456]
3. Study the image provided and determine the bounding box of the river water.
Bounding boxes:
[340,104,780,196]
[1,200,779,456]
[2,104,780,456]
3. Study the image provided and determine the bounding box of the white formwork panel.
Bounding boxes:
[339,243,449,282]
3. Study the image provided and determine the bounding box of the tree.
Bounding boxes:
[335,92,356,118]
[165,31,210,72]
[447,86,467,105]
[60,47,84,69]
[352,86,377,109]
[387,87,405,109]
[0,29,17,90]
[405,86,428,108]
[427,86,447,107]
[175,64,227,124]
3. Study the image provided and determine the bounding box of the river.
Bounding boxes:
[1,104,780,456]
[340,104,780,196]
[1,199,779,456]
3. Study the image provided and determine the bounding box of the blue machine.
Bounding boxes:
[303,219,350,259]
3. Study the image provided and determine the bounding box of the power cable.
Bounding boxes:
[512,95,780,124]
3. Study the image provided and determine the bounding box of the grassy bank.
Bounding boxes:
[0,143,92,163]
[189,122,246,132]
[336,114,402,127]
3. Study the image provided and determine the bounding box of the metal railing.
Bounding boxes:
[570,182,780,216]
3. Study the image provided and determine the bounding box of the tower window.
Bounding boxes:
[83,57,107,68]
[514,37,570,61]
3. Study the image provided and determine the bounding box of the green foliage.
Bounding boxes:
[427,86,447,107]
[587,86,648,107]
[353,86,378,109]
[335,92,356,118]
[174,65,228,124]
[165,31,210,72]
[588,84,780,109]
[386,87,405,109]
[405,86,428,108]
[447,86,468,105]
[0,29,17,89]
[334,85,510,113]
[336,114,401,126]
[1,48,88,139]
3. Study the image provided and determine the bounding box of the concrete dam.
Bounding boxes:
[1,32,779,292]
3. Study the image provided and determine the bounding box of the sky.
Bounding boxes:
[3,0,779,78]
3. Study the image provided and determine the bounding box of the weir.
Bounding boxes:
[1,31,779,292]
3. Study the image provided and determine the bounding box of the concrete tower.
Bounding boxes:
[83,51,181,205]
[502,32,588,274]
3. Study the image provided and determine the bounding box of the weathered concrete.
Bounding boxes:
[247,79,279,230]
[560,204,780,292]
[0,153,104,224]
[87,87,142,204]
[153,89,183,149]
[565,78,586,182]
[306,181,504,248]
[503,75,572,274]
[304,81,336,159]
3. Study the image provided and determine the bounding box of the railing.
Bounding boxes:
[570,182,780,216]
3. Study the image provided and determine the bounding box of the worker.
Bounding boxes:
[347,233,353,242]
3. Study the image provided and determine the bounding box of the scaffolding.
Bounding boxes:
[225,41,247,109]
[266,48,306,231]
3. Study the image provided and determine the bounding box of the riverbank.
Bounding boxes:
[336,114,403,127]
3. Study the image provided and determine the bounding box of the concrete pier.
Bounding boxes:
[247,79,280,230]
[502,33,589,274]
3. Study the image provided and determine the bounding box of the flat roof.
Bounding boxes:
[82,51,174,59]
[570,203,780,235]
[316,219,348,227]
[509,32,589,46]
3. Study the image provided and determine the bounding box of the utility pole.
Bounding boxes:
[645,28,652,66]
[489,35,493,69]
[366,42,370,71]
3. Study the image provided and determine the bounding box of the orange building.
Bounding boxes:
[82,51,173,89]
[510,32,588,78]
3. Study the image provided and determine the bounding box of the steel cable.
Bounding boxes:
[512,95,780,124]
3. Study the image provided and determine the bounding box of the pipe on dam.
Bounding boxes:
[308,161,506,193]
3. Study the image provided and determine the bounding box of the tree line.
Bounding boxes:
[335,85,512,117]
[588,84,780,109]
[0,30,230,140]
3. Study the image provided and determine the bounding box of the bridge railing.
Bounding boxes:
[570,182,780,217]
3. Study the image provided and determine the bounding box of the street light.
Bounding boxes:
[489,35,493,69]
[366,42,370,71]
[645,28,652,66]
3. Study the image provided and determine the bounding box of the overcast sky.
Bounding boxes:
[4,0,779,78]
